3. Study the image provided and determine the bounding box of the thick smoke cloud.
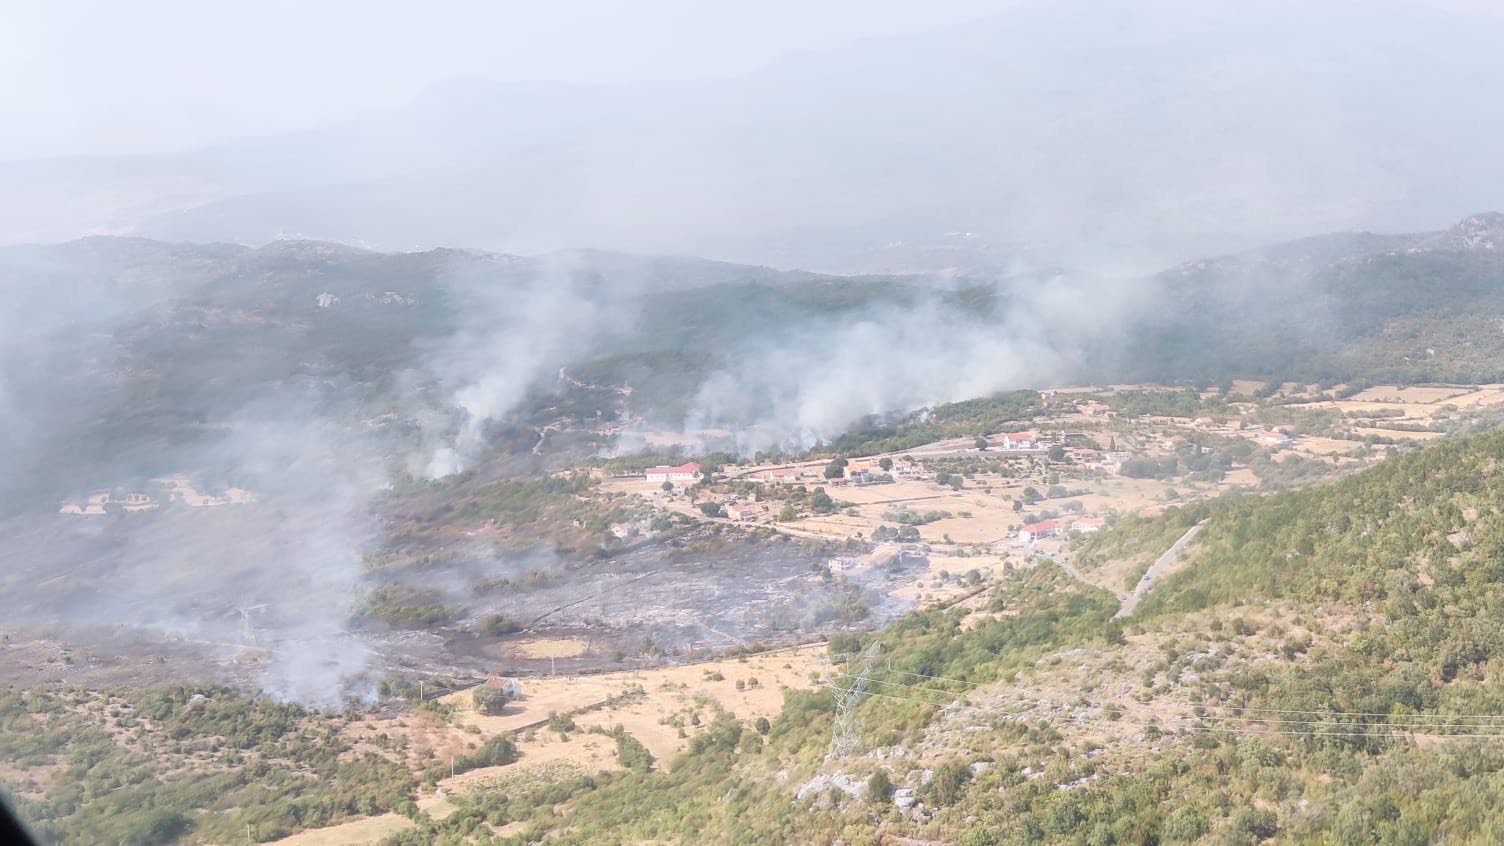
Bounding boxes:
[0,386,389,706]
[682,272,1150,453]
[414,254,620,478]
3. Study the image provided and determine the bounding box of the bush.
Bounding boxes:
[473,685,514,715]
[922,760,972,807]
[614,730,654,773]
[477,614,522,636]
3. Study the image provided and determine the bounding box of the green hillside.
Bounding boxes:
[1120,214,1504,385]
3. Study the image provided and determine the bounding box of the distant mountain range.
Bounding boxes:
[4,0,1504,273]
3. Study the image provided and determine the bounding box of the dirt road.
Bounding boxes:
[1114,521,1206,619]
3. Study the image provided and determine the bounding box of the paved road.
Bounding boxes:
[1114,520,1207,619]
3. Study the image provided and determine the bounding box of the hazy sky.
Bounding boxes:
[5,0,1499,162]
[1,0,1013,161]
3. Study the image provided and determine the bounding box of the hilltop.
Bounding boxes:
[1119,212,1504,385]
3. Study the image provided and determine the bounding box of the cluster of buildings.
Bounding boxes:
[59,476,257,516]
[59,490,152,516]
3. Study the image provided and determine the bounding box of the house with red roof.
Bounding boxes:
[1003,431,1040,450]
[645,462,702,483]
[1019,519,1059,542]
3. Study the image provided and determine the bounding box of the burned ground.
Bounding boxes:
[0,499,917,693]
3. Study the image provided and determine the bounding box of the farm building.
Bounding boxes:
[724,502,767,522]
[1003,431,1039,450]
[483,677,524,699]
[1019,519,1059,542]
[645,462,702,483]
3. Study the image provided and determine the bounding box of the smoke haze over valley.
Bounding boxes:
[11,5,1504,844]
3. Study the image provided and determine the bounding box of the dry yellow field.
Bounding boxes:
[1346,385,1473,404]
[440,644,825,768]
[513,637,590,659]
[269,813,413,846]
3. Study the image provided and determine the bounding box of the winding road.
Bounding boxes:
[1113,520,1206,619]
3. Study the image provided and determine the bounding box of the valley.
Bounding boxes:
[6,215,1504,844]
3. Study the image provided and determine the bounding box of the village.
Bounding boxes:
[38,378,1486,846]
[257,383,1504,845]
[597,380,1498,608]
[57,475,257,516]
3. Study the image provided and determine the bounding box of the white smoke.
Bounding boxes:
[415,254,613,477]
[681,272,1149,454]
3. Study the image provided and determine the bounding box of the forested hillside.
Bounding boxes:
[1122,213,1504,385]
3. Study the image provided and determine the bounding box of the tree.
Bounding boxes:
[823,459,847,479]
[699,502,724,518]
[867,770,895,805]
[878,457,894,471]
[1048,444,1067,461]
[1022,486,1042,504]
[975,436,989,451]
[472,685,514,715]
[661,480,674,492]
[778,504,798,521]
[811,489,835,513]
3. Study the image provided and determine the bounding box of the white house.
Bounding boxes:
[1003,431,1040,450]
[1071,517,1104,534]
[645,462,702,483]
